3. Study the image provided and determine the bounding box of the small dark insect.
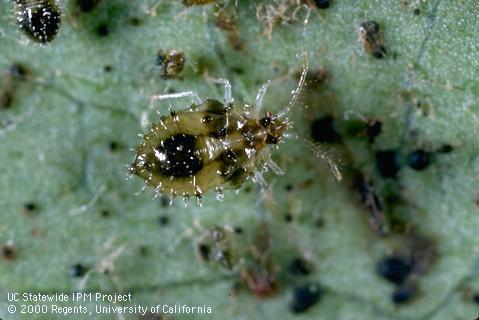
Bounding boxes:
[358,21,386,59]
[182,0,217,6]
[15,0,61,43]
[289,283,322,313]
[375,149,401,178]
[156,50,186,79]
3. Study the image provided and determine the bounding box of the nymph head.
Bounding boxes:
[259,112,289,145]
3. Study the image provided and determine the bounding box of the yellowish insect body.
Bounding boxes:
[130,99,289,204]
[130,52,311,205]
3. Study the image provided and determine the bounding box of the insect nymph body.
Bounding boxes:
[14,0,61,43]
[130,54,309,205]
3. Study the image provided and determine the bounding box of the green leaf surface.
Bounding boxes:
[1,0,478,319]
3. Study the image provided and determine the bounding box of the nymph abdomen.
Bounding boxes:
[130,100,270,199]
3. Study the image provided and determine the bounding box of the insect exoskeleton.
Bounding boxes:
[14,0,61,43]
[358,20,386,59]
[129,52,310,206]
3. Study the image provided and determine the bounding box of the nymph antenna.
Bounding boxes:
[277,50,309,119]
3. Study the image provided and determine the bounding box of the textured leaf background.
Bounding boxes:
[1,0,479,319]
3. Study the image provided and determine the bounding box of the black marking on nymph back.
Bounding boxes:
[217,149,238,177]
[201,112,227,136]
[227,167,250,188]
[265,134,278,144]
[155,134,203,178]
[204,99,226,114]
[241,125,256,145]
[259,116,271,128]
[212,127,228,139]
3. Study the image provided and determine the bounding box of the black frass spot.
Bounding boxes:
[289,258,311,276]
[69,264,89,277]
[109,141,119,151]
[10,63,30,81]
[314,0,330,9]
[2,245,17,261]
[372,46,387,59]
[129,17,141,26]
[284,213,293,223]
[76,0,101,12]
[392,284,415,304]
[375,149,401,178]
[158,215,169,226]
[100,210,110,217]
[23,202,37,213]
[233,226,243,234]
[289,284,321,314]
[139,245,149,256]
[473,292,479,304]
[377,256,412,285]
[198,243,210,261]
[366,119,382,142]
[437,144,453,153]
[0,91,13,109]
[311,116,341,143]
[407,149,431,171]
[96,23,110,36]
